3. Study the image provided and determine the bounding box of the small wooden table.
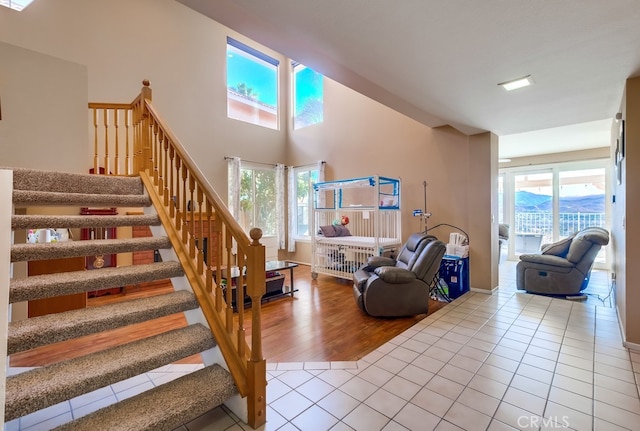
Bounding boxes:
[221,261,299,309]
[266,260,298,297]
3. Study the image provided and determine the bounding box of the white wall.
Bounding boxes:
[0,42,88,173]
[0,0,287,189]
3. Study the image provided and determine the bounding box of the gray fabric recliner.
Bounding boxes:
[516,227,609,295]
[352,233,446,317]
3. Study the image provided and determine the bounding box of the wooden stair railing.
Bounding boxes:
[88,81,267,428]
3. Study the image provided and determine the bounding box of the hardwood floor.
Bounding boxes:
[10,264,448,367]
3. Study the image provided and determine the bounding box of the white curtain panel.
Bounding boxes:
[317,160,326,208]
[227,157,241,255]
[227,157,241,220]
[287,166,296,252]
[276,163,285,250]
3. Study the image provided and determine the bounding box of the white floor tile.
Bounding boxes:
[269,390,314,421]
[339,376,378,402]
[356,364,394,387]
[291,405,339,431]
[594,400,640,430]
[364,388,408,418]
[503,387,546,416]
[393,403,441,431]
[296,377,337,403]
[444,401,492,430]
[551,373,593,398]
[547,386,593,415]
[381,375,421,401]
[317,389,360,420]
[456,386,500,416]
[14,266,640,431]
[411,387,455,417]
[342,403,390,431]
[594,385,640,414]
[397,363,435,386]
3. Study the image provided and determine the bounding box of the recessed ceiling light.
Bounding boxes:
[499,158,512,163]
[498,75,534,91]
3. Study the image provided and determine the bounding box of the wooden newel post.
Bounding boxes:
[246,227,267,428]
[141,80,153,173]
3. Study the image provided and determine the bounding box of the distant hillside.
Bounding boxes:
[515,191,605,213]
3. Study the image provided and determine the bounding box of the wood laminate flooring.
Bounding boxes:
[10,264,448,367]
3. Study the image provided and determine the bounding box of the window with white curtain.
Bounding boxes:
[292,166,319,238]
[239,164,277,236]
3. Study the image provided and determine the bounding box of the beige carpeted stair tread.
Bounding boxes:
[10,167,144,195]
[8,290,199,355]
[13,189,151,207]
[11,236,171,262]
[5,324,216,421]
[9,261,184,303]
[11,214,160,230]
[52,364,238,431]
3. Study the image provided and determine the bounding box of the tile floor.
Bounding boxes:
[6,261,640,431]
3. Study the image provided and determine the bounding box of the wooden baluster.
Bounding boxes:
[157,131,164,195]
[132,103,140,173]
[174,156,182,230]
[92,108,99,174]
[103,108,109,174]
[225,227,234,331]
[169,148,176,219]
[163,137,170,206]
[196,185,204,274]
[181,163,188,242]
[125,108,131,175]
[114,108,120,175]
[236,252,246,359]
[188,175,196,259]
[152,120,159,184]
[214,216,224,310]
[206,202,214,293]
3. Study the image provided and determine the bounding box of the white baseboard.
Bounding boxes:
[624,340,640,352]
[470,286,499,295]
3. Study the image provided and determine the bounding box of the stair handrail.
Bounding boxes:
[88,81,267,428]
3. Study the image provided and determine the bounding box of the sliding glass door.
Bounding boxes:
[559,168,607,264]
[501,161,609,267]
[514,171,553,253]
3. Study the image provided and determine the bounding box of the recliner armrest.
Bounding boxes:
[363,255,396,271]
[518,254,574,268]
[374,266,416,283]
[353,269,372,292]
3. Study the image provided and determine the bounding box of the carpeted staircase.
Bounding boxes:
[5,168,238,430]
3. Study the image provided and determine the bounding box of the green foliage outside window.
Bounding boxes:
[240,168,276,235]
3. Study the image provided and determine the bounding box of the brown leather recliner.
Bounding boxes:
[352,233,446,317]
[516,227,609,295]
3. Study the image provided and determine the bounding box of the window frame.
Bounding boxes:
[226,37,280,130]
[0,0,34,11]
[238,163,278,236]
[292,165,319,240]
[291,62,324,130]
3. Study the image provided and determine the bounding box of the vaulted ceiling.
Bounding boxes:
[177,0,640,157]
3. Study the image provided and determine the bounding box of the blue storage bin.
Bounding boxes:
[439,256,469,299]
